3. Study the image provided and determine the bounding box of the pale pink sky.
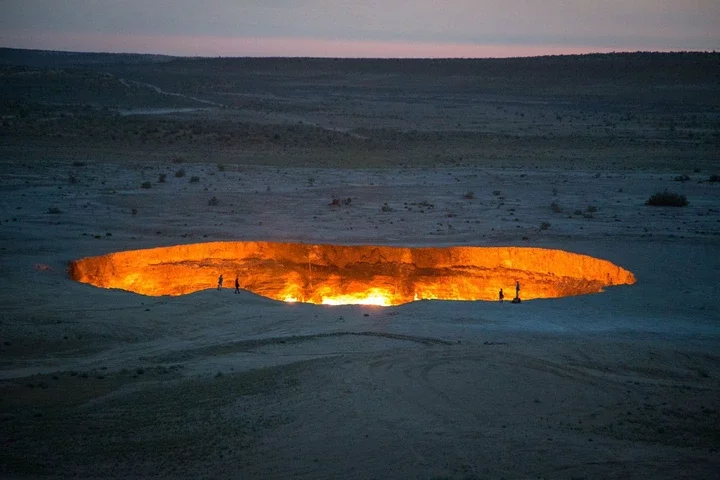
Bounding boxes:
[0,32,663,58]
[1,0,718,57]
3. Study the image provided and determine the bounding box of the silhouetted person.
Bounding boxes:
[234,276,240,294]
[515,281,520,299]
[218,274,223,290]
[499,288,504,303]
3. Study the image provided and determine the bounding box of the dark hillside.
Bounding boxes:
[0,48,174,68]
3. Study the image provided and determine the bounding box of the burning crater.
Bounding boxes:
[69,242,635,306]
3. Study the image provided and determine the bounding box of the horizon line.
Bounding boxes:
[1,45,709,62]
[0,32,713,60]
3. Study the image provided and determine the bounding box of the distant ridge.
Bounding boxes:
[1,48,718,82]
[0,47,176,68]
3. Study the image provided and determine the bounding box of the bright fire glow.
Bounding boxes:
[68,242,636,306]
[320,288,394,306]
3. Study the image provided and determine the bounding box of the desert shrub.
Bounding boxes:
[463,191,474,199]
[72,161,86,167]
[140,181,152,189]
[381,203,393,212]
[492,190,501,196]
[170,156,185,164]
[208,196,219,206]
[158,173,167,183]
[550,201,562,213]
[586,205,597,213]
[217,164,226,172]
[175,168,185,178]
[329,197,351,206]
[646,190,688,207]
[540,222,551,230]
[308,177,315,186]
[189,176,200,183]
[708,174,720,183]
[68,174,78,184]
[131,208,138,215]
[573,209,583,215]
[674,174,690,182]
[552,187,558,196]
[48,207,62,214]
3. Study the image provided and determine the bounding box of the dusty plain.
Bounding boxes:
[1,50,719,479]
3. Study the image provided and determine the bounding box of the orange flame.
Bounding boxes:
[68,242,635,305]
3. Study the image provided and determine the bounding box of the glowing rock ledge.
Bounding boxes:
[69,242,636,306]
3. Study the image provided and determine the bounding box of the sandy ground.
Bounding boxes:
[1,155,719,479]
[1,53,719,478]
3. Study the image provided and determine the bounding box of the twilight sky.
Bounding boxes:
[1,0,718,58]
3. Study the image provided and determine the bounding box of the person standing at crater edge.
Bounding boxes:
[515,281,520,300]
[218,274,223,290]
[499,288,504,303]
[234,276,240,294]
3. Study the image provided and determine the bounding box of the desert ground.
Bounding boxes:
[1,50,719,479]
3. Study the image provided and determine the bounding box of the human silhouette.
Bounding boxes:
[218,274,223,290]
[515,281,520,299]
[234,276,240,294]
[499,288,504,303]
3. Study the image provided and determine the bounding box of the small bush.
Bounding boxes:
[72,161,86,167]
[646,190,688,207]
[217,164,226,172]
[68,174,78,184]
[189,176,200,183]
[540,222,551,230]
[48,207,62,214]
[586,205,597,213]
[708,174,720,183]
[573,209,583,215]
[175,168,185,178]
[463,191,474,199]
[492,190,501,196]
[381,203,393,212]
[552,187,558,196]
[208,196,219,206]
[674,174,690,182]
[308,177,315,186]
[170,156,185,164]
[158,173,166,183]
[141,181,152,189]
[550,201,562,213]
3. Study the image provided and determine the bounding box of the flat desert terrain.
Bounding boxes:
[1,50,719,479]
